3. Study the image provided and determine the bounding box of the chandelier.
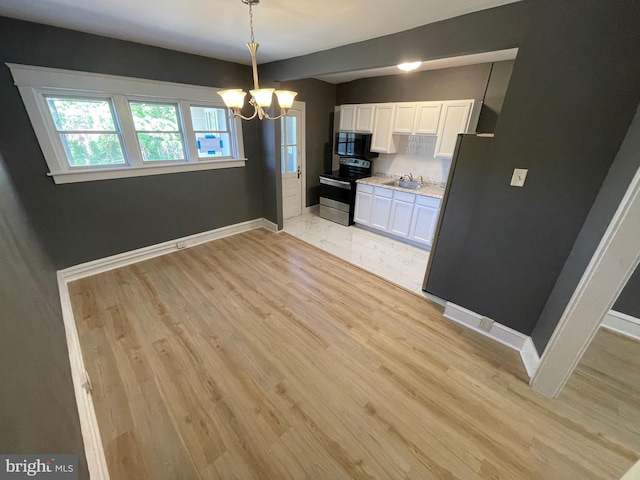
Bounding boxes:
[218,0,297,120]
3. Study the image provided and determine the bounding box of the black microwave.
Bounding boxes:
[334,132,379,158]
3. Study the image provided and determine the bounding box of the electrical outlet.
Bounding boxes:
[479,317,494,332]
[176,241,187,249]
[510,168,528,187]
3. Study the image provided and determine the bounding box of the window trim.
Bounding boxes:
[7,63,246,184]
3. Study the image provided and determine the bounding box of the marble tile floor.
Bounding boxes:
[283,212,432,296]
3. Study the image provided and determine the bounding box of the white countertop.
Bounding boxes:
[357,176,446,199]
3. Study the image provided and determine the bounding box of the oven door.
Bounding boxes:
[319,176,354,226]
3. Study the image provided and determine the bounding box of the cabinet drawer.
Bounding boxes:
[357,183,373,194]
[416,195,441,208]
[393,190,415,204]
[374,186,393,198]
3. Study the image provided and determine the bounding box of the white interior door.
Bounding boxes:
[281,102,305,220]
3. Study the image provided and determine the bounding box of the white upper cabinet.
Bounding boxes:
[392,103,417,134]
[354,104,375,133]
[339,104,375,133]
[339,105,356,132]
[339,99,478,157]
[371,103,398,154]
[434,100,475,158]
[392,101,442,135]
[413,102,443,135]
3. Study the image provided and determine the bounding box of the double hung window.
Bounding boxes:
[9,64,245,183]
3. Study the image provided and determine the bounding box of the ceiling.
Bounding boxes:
[0,0,521,65]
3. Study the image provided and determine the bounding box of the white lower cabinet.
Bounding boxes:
[409,195,441,246]
[354,184,374,224]
[355,183,441,247]
[388,191,415,237]
[370,187,393,230]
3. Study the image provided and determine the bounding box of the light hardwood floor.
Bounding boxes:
[69,229,639,479]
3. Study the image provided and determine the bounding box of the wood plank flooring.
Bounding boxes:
[69,229,640,479]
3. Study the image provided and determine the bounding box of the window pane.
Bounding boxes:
[195,133,231,158]
[285,116,296,144]
[191,106,227,131]
[137,133,184,161]
[130,102,179,131]
[60,133,125,166]
[286,146,297,173]
[47,98,116,131]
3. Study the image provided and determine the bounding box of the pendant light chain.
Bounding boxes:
[248,0,255,44]
[217,0,297,120]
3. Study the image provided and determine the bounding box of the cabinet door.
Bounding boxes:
[370,195,392,230]
[414,102,442,135]
[371,103,397,153]
[393,103,417,134]
[354,190,373,225]
[354,104,375,133]
[434,100,473,157]
[389,199,415,237]
[409,204,439,246]
[339,105,356,132]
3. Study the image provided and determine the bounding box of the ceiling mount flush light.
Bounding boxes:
[397,61,422,73]
[218,0,297,120]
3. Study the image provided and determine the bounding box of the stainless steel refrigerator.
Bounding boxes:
[422,133,494,299]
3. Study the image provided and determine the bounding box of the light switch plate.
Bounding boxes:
[511,168,528,187]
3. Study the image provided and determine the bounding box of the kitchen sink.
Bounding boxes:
[381,179,424,189]
[399,181,423,189]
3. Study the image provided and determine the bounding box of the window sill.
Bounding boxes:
[48,158,247,184]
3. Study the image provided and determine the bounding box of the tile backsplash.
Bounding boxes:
[373,136,452,184]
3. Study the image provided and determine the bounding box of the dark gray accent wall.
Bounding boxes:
[0,153,89,478]
[336,63,491,106]
[0,16,263,269]
[261,2,528,82]
[615,266,640,319]
[261,1,640,352]
[532,102,640,349]
[444,0,640,348]
[476,60,514,133]
[281,79,337,206]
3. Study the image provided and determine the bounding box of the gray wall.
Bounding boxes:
[281,79,337,207]
[0,15,264,472]
[615,266,640,319]
[336,63,491,105]
[261,2,527,82]
[532,103,640,347]
[0,153,89,478]
[476,60,514,133]
[261,1,640,352]
[0,16,263,269]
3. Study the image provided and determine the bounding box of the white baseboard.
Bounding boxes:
[601,310,640,341]
[261,218,280,233]
[58,272,111,480]
[57,218,273,479]
[443,302,540,378]
[59,218,269,282]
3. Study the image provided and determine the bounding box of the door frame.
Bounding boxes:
[531,162,640,397]
[281,101,306,219]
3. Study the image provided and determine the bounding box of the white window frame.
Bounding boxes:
[7,63,246,184]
